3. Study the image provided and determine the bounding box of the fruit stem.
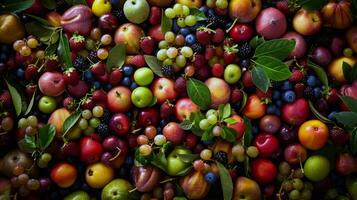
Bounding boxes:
[109,147,122,161]
[226,17,239,33]
[129,187,137,193]
[160,177,176,184]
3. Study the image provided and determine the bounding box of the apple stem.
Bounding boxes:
[109,147,122,161]
[160,178,176,184]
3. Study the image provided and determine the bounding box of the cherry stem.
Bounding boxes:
[160,178,176,184]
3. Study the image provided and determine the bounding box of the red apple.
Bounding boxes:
[163,122,185,146]
[253,134,280,158]
[283,143,307,165]
[80,136,103,164]
[205,77,231,108]
[175,98,200,121]
[251,159,277,184]
[38,72,65,97]
[109,113,130,136]
[242,95,266,119]
[114,23,145,54]
[60,5,93,36]
[107,86,132,113]
[227,114,246,140]
[283,32,307,59]
[137,108,159,127]
[293,8,322,36]
[151,78,178,104]
[255,7,287,39]
[229,24,254,43]
[281,98,310,126]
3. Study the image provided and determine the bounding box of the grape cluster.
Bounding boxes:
[18,115,40,136]
[138,127,167,157]
[78,105,105,136]
[232,144,259,162]
[165,4,198,27]
[10,172,41,197]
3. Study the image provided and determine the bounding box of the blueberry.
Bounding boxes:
[199,6,209,14]
[16,68,25,78]
[275,100,283,107]
[282,90,296,103]
[272,90,281,100]
[328,111,337,121]
[313,87,322,98]
[172,19,180,33]
[203,140,214,145]
[159,119,167,127]
[121,77,131,87]
[123,66,134,76]
[240,59,250,69]
[207,9,215,16]
[205,172,217,184]
[130,82,138,90]
[185,34,196,45]
[306,75,318,87]
[281,81,292,91]
[93,81,101,89]
[125,156,134,166]
[103,84,112,91]
[267,104,277,114]
[84,71,94,81]
[179,28,191,36]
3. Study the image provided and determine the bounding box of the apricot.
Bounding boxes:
[298,120,329,150]
[50,162,77,188]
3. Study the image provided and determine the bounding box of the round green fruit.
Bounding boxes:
[224,64,242,84]
[64,190,90,200]
[133,67,154,86]
[131,87,153,108]
[101,179,139,200]
[304,155,330,182]
[38,96,57,114]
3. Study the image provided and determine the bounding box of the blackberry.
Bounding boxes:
[214,151,228,164]
[191,43,204,53]
[304,86,314,99]
[206,15,219,28]
[161,65,175,78]
[102,109,111,123]
[73,56,89,71]
[238,43,253,58]
[97,123,109,137]
[88,50,99,63]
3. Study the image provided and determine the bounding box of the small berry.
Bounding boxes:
[205,172,217,184]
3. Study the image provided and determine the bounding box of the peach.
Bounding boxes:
[293,8,323,36]
[298,120,329,150]
[175,97,200,121]
[242,95,266,119]
[328,56,357,82]
[48,108,81,138]
[227,114,246,140]
[180,170,210,199]
[151,78,178,104]
[38,72,65,97]
[205,77,231,108]
[229,0,262,23]
[50,162,77,188]
[114,23,145,54]
[233,177,261,200]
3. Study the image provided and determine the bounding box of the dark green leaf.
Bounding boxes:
[135,148,153,165]
[249,36,265,49]
[40,0,56,9]
[62,110,81,137]
[39,124,56,150]
[189,8,207,21]
[352,0,357,16]
[239,91,248,113]
[221,127,237,143]
[144,55,164,77]
[5,80,22,116]
[18,139,35,153]
[24,135,36,149]
[350,129,357,154]
[251,67,270,92]
[151,151,167,172]
[187,78,211,110]
[45,43,58,57]
[222,104,231,119]
[334,112,357,128]
[190,112,205,136]
[179,120,193,130]
[218,104,225,119]
[25,14,50,26]
[0,0,34,13]
[176,166,193,176]
[201,125,214,141]
[177,153,199,163]
[254,39,296,60]
[342,61,353,83]
[161,10,172,34]
[254,56,292,81]
[243,116,252,146]
[340,96,357,113]
[296,0,328,10]
[308,100,334,124]
[58,32,73,70]
[216,161,233,200]
[106,44,126,71]
[24,89,36,115]
[308,60,329,87]
[224,117,237,125]
[25,22,56,43]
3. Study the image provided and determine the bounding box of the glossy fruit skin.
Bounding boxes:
[123,0,150,24]
[227,115,246,140]
[259,115,281,134]
[205,77,231,108]
[50,162,77,188]
[163,122,185,146]
[304,155,330,182]
[233,177,261,200]
[114,23,145,54]
[137,108,159,127]
[283,31,307,59]
[60,5,93,36]
[336,153,357,176]
[101,179,139,200]
[255,7,287,39]
[251,159,277,184]
[86,162,114,189]
[253,134,280,158]
[0,14,25,44]
[283,143,307,165]
[107,86,132,113]
[64,190,90,200]
[180,170,210,199]
[167,147,191,176]
[298,120,329,150]
[242,95,266,119]
[151,77,178,104]
[38,96,57,114]
[131,165,161,192]
[328,56,356,82]
[109,113,130,136]
[48,108,81,138]
[229,24,254,43]
[175,97,200,121]
[281,98,309,126]
[80,137,103,164]
[38,72,65,97]
[321,0,353,29]
[293,8,323,36]
[229,0,262,23]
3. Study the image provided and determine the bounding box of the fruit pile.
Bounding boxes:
[0,0,357,199]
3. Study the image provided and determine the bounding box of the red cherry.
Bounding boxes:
[211,63,224,77]
[253,133,280,158]
[251,159,278,184]
[229,24,254,43]
[79,136,103,164]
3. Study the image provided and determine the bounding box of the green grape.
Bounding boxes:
[78,118,88,130]
[158,40,169,49]
[154,135,167,146]
[175,55,186,67]
[177,17,186,27]
[236,154,246,162]
[166,47,178,58]
[207,114,217,125]
[181,46,193,58]
[232,144,245,157]
[215,0,229,9]
[199,119,210,130]
[157,49,168,61]
[89,118,100,128]
[27,116,38,127]
[206,109,217,117]
[40,153,52,163]
[92,106,104,118]
[84,126,95,135]
[165,8,176,19]
[343,48,353,57]
[184,15,197,27]
[139,144,152,156]
[200,149,212,160]
[163,58,174,66]
[173,4,183,16]
[246,146,259,158]
[81,109,92,120]
[292,178,304,190]
[301,189,312,200]
[289,189,301,200]
[182,5,190,16]
[164,31,175,43]
[18,118,28,128]
[37,159,47,168]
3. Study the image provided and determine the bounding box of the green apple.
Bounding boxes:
[101,179,139,200]
[224,64,242,84]
[346,175,357,200]
[131,87,153,108]
[92,0,112,17]
[167,147,191,176]
[133,67,154,86]
[38,96,57,114]
[64,190,90,200]
[304,155,330,182]
[123,0,150,24]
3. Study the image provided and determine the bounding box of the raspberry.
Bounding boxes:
[161,65,175,78]
[73,56,89,71]
[214,151,228,164]
[289,69,304,83]
[238,43,253,58]
[191,43,204,54]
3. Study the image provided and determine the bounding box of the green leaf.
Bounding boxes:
[144,55,164,77]
[40,0,56,9]
[296,0,328,10]
[179,120,193,130]
[340,96,357,113]
[176,166,193,176]
[25,14,51,26]
[239,91,248,113]
[25,22,56,43]
[249,36,265,49]
[62,110,81,137]
[221,127,237,143]
[5,80,22,116]
[351,129,357,154]
[151,151,168,172]
[243,116,252,146]
[308,60,329,87]
[0,0,34,13]
[24,135,37,149]
[189,8,207,21]
[254,39,296,60]
[308,100,334,124]
[135,148,153,165]
[106,44,126,71]
[334,112,357,128]
[190,112,205,136]
[18,139,35,153]
[252,67,270,92]
[24,89,36,116]
[222,104,231,119]
[58,32,73,70]
[177,153,199,163]
[45,43,58,57]
[224,117,237,125]
[187,78,211,110]
[201,125,214,141]
[161,9,172,34]
[216,161,233,200]
[39,124,56,150]
[218,104,225,119]
[254,56,292,81]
